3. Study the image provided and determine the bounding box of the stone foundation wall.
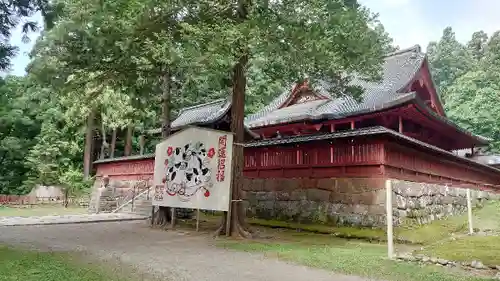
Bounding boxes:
[392,180,500,225]
[88,177,194,218]
[242,178,500,227]
[242,178,387,227]
[88,178,150,214]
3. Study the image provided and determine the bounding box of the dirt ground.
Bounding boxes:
[0,221,378,281]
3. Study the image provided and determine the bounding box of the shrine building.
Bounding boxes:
[93,45,500,227]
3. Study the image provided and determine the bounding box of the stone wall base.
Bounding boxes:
[242,177,500,227]
[392,180,499,225]
[87,178,194,218]
[88,178,149,214]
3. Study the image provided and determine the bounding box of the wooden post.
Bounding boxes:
[466,188,474,234]
[330,124,335,163]
[386,179,394,259]
[398,116,403,133]
[350,121,355,159]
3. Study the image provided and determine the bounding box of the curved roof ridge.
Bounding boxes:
[177,98,228,115]
[384,45,422,58]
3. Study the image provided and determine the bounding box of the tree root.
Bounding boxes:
[151,206,171,229]
[213,210,253,238]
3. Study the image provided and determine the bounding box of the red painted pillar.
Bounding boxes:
[398,116,403,133]
[330,124,335,163]
[350,122,355,160]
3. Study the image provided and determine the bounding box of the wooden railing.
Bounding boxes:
[384,142,500,186]
[93,134,500,189]
[244,140,384,169]
[243,136,500,189]
[243,139,385,178]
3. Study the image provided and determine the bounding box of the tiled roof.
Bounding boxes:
[146,97,259,139]
[244,45,425,128]
[146,98,230,134]
[171,98,231,129]
[156,45,435,135]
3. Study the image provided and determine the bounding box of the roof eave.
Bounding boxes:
[247,92,419,130]
[412,97,489,146]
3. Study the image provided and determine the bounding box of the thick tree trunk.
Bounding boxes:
[110,128,117,158]
[83,110,95,180]
[220,0,253,238]
[124,125,133,156]
[153,69,172,227]
[214,0,253,238]
[226,53,252,237]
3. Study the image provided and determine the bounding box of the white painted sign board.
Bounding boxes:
[152,126,233,211]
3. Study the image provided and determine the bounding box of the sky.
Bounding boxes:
[6,0,500,76]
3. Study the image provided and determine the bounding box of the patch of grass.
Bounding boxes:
[220,207,500,281]
[418,235,500,267]
[0,246,137,281]
[397,201,500,244]
[249,201,500,245]
[395,217,468,244]
[248,218,388,241]
[0,205,87,217]
[218,236,491,281]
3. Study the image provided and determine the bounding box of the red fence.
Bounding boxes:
[244,139,383,169]
[244,139,385,178]
[384,141,500,188]
[0,195,35,205]
[93,135,500,191]
[243,136,500,190]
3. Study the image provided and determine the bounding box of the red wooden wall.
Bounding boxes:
[94,136,500,192]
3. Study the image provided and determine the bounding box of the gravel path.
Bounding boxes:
[0,221,377,281]
[0,213,147,226]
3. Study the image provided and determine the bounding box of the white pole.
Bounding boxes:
[386,179,394,259]
[466,188,473,234]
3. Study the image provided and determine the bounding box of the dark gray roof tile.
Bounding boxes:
[171,98,231,129]
[245,45,425,128]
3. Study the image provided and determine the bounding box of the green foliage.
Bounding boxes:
[427,27,473,96]
[0,0,61,71]
[0,77,40,194]
[59,167,94,198]
[178,0,393,96]
[428,27,500,151]
[444,71,500,149]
